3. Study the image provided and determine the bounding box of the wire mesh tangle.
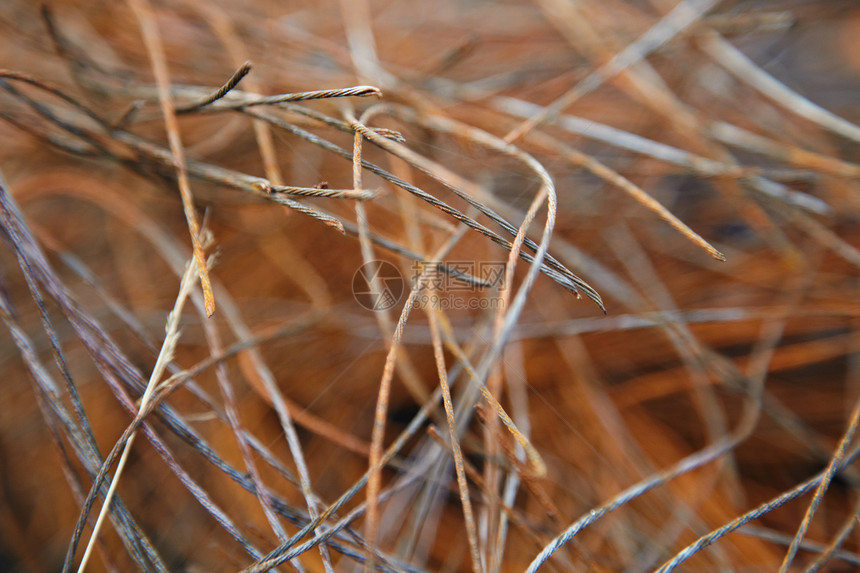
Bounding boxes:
[2,0,860,572]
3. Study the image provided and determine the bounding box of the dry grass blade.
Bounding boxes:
[525,129,726,261]
[504,0,721,143]
[492,95,833,214]
[352,105,604,308]
[425,296,483,573]
[655,442,860,573]
[174,60,253,112]
[219,85,383,108]
[126,0,215,317]
[77,257,200,573]
[270,185,378,200]
[348,118,388,571]
[779,389,860,570]
[699,30,860,143]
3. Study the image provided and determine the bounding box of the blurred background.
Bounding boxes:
[2,0,860,570]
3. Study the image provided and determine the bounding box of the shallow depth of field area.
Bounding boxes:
[2,0,860,571]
